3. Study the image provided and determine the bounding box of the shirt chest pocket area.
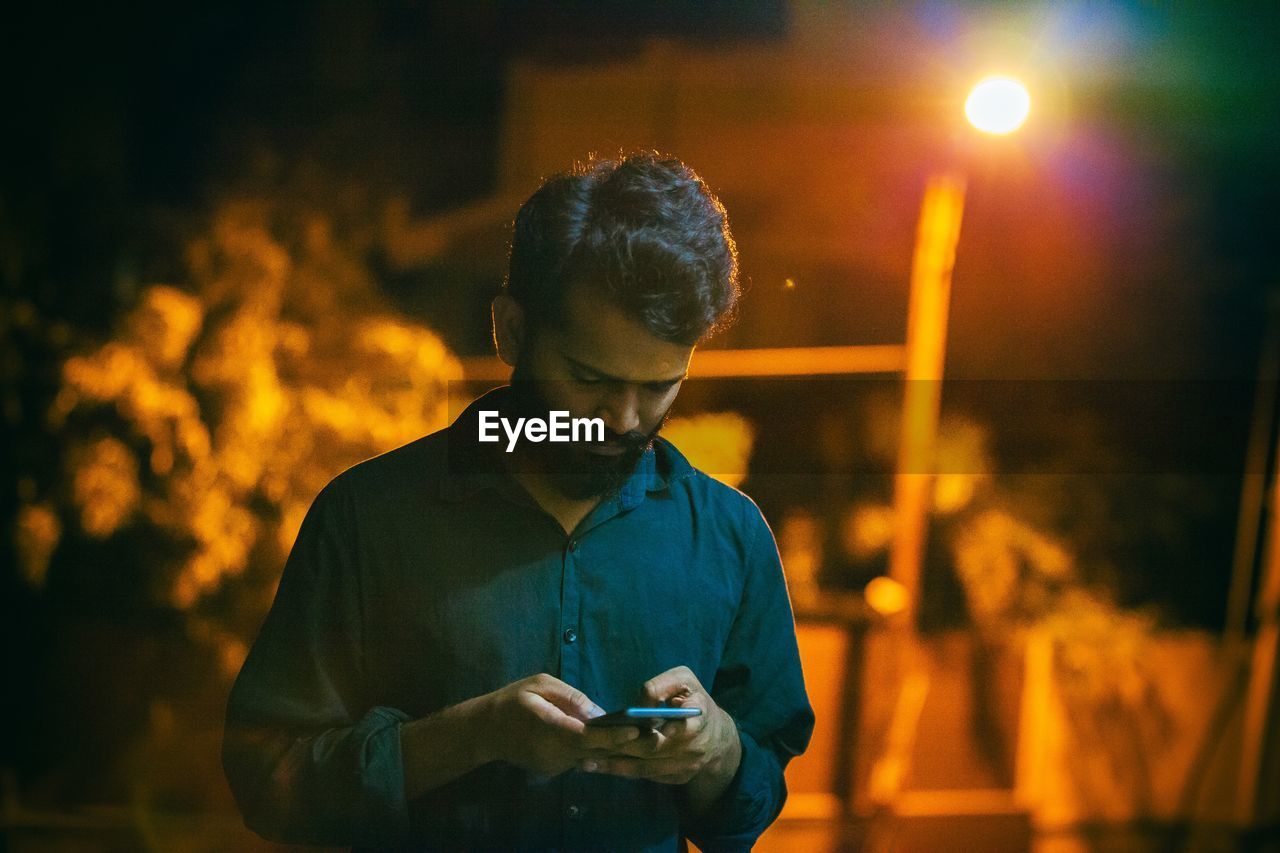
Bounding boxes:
[578,539,740,678]
[381,543,566,710]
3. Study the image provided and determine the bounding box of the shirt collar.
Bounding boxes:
[439,384,694,506]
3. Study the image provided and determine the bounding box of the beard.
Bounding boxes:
[506,360,670,501]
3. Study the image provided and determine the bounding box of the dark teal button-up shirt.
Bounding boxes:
[223,385,815,852]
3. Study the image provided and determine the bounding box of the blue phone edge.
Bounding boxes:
[623,707,701,717]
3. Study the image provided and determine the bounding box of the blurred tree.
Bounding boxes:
[9,193,459,811]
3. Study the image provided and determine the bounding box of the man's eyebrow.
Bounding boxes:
[561,353,687,385]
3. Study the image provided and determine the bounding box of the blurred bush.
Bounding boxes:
[10,194,459,813]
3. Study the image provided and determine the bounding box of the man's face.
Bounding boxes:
[506,285,694,500]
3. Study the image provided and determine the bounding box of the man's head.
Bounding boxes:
[491,151,740,499]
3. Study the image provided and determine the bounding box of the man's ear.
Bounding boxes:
[491,291,526,367]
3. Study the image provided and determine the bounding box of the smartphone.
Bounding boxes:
[585,707,702,727]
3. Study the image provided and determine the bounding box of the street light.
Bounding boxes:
[965,75,1032,135]
[885,76,1032,630]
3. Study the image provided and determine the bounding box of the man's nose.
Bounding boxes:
[596,385,641,437]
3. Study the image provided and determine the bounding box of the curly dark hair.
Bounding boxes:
[504,150,740,347]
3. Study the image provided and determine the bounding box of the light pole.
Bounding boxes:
[868,72,1033,816]
[887,74,1031,629]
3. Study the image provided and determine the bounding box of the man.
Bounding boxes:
[222,151,814,851]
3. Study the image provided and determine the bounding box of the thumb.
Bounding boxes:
[538,680,605,722]
[643,669,695,703]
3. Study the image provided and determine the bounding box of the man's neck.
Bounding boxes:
[504,450,604,537]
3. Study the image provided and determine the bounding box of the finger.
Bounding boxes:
[524,693,587,735]
[600,729,672,758]
[658,720,686,739]
[662,710,707,738]
[578,717,680,754]
[642,666,701,704]
[530,677,605,723]
[579,726,644,750]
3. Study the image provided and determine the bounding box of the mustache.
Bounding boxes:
[596,427,650,449]
[598,408,671,450]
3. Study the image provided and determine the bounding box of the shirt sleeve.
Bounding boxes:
[221,474,414,847]
[678,498,816,853]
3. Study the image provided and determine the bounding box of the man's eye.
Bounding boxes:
[645,382,677,393]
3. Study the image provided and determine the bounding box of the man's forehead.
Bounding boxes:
[548,286,693,381]
[555,347,689,384]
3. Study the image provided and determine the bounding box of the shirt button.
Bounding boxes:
[563,627,577,644]
[566,803,583,819]
[567,539,578,553]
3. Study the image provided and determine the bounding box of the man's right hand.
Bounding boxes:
[479,673,643,779]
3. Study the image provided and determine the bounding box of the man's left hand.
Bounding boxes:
[577,665,741,786]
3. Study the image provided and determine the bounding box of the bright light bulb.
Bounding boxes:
[965,76,1031,135]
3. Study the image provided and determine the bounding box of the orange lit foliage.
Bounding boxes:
[25,200,460,671]
[839,393,1167,801]
[844,393,1152,628]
